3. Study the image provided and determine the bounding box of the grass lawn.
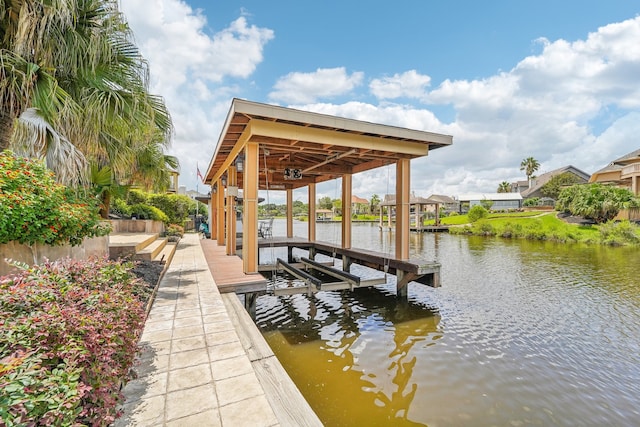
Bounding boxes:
[442,210,640,245]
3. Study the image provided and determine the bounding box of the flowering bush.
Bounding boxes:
[0,257,151,426]
[165,224,184,237]
[0,152,111,246]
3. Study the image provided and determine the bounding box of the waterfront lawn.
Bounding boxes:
[446,211,640,245]
[426,210,542,226]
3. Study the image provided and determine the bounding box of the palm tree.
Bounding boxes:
[370,194,381,214]
[497,181,511,193]
[1,0,173,186]
[520,157,540,189]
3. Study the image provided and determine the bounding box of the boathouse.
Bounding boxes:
[202,98,452,298]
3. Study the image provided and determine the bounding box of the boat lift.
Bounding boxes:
[274,257,387,296]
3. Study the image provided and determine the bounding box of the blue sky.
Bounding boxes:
[120,1,640,203]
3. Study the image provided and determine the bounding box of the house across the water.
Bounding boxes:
[457,193,523,213]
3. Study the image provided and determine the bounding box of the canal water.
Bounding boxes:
[255,221,640,426]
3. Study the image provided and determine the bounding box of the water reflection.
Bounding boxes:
[258,287,440,426]
[257,221,640,426]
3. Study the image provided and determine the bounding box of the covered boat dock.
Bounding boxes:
[202,98,452,299]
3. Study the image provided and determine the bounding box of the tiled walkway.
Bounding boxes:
[115,233,280,426]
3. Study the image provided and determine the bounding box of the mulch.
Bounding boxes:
[130,259,166,298]
[556,211,596,225]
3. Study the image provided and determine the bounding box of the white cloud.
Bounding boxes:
[294,17,640,201]
[120,3,640,204]
[268,67,364,104]
[120,0,274,192]
[369,70,432,100]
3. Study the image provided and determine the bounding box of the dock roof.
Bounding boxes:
[203,99,453,190]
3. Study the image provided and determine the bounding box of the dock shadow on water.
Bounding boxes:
[256,275,441,427]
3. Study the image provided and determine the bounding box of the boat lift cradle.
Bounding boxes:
[274,257,386,296]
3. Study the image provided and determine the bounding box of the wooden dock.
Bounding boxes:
[200,238,268,294]
[241,236,441,292]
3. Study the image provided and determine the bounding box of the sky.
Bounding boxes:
[119,0,640,204]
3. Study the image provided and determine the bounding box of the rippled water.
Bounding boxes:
[255,221,640,426]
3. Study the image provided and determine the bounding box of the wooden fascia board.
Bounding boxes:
[248,119,430,156]
[210,127,250,184]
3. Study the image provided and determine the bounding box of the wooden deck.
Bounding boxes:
[200,238,268,294]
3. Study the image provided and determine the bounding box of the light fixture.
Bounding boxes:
[221,174,227,187]
[235,154,244,173]
[212,183,217,194]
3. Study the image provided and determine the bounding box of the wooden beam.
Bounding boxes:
[308,183,316,242]
[302,149,357,173]
[248,119,431,156]
[243,142,259,273]
[396,159,410,260]
[210,184,217,240]
[226,166,237,255]
[216,178,225,246]
[286,189,293,238]
[342,174,352,250]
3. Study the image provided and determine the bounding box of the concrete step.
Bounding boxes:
[134,237,167,261]
[152,241,177,265]
[109,233,158,259]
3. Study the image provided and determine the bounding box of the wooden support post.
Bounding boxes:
[286,189,293,238]
[288,246,294,263]
[209,185,217,240]
[396,270,409,299]
[216,178,225,246]
[308,183,316,242]
[243,142,259,273]
[226,166,237,255]
[308,247,316,260]
[395,159,410,260]
[342,255,352,272]
[342,174,352,249]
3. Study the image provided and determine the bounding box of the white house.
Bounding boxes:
[457,193,523,212]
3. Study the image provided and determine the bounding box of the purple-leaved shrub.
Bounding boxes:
[0,257,151,426]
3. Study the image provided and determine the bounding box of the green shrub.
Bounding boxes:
[166,224,184,237]
[468,205,488,222]
[110,198,132,217]
[556,183,639,223]
[126,189,148,205]
[129,204,169,222]
[472,220,496,236]
[499,221,523,238]
[523,221,546,240]
[0,257,149,426]
[116,191,202,225]
[0,152,111,246]
[147,193,191,224]
[599,220,640,245]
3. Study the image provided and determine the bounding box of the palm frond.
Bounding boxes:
[11,108,88,186]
